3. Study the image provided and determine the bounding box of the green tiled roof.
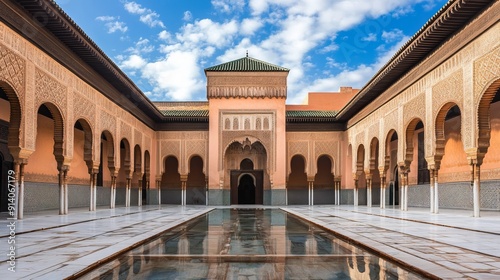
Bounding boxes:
[160,110,209,118]
[205,56,289,72]
[286,111,338,118]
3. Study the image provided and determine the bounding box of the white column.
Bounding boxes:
[434,171,439,214]
[125,178,131,207]
[59,170,65,215]
[354,179,358,206]
[138,184,142,206]
[473,167,480,218]
[430,169,435,213]
[158,180,162,205]
[16,163,26,219]
[311,182,314,206]
[367,177,372,208]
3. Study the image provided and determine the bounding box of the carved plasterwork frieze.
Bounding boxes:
[432,70,463,118]
[208,76,286,86]
[288,141,309,174]
[34,68,67,112]
[120,121,132,142]
[134,129,142,148]
[73,93,95,125]
[403,93,426,126]
[0,44,25,104]
[207,86,286,98]
[100,110,116,136]
[474,46,500,103]
[383,109,399,141]
[161,140,181,161]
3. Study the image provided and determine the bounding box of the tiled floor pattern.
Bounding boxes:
[0,205,499,279]
[0,205,213,280]
[283,206,500,280]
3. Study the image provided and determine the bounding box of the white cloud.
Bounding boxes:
[178,19,239,48]
[125,38,154,54]
[111,0,434,101]
[362,33,377,42]
[289,36,410,104]
[212,0,245,13]
[124,2,146,14]
[142,51,204,100]
[382,29,405,42]
[124,1,165,28]
[95,16,127,33]
[120,54,147,69]
[183,11,193,21]
[96,16,116,21]
[240,18,264,35]
[158,30,172,41]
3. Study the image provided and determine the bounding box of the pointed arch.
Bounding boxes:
[0,81,21,150]
[477,79,500,163]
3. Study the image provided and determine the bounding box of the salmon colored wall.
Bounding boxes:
[0,99,10,121]
[24,115,59,182]
[286,87,358,111]
[439,116,469,182]
[208,98,287,190]
[343,144,353,189]
[67,128,91,184]
[117,146,128,187]
[408,128,424,185]
[101,139,112,187]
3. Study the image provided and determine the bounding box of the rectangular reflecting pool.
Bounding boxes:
[77,209,428,280]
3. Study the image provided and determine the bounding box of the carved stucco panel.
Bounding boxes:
[161,140,181,173]
[100,110,116,137]
[185,139,207,174]
[24,62,35,151]
[120,121,132,143]
[383,109,399,137]
[0,44,25,104]
[474,46,500,103]
[313,140,337,175]
[287,140,309,175]
[34,68,67,112]
[403,93,426,126]
[221,130,274,171]
[134,129,142,149]
[432,70,463,117]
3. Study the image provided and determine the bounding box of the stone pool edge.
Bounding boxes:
[281,208,459,280]
[60,207,215,280]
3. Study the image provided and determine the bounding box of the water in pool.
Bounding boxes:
[78,209,428,280]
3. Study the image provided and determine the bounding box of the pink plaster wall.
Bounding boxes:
[439,116,469,181]
[0,99,10,122]
[67,128,91,183]
[24,115,59,182]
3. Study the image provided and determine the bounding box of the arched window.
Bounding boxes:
[244,118,250,130]
[263,117,269,130]
[255,118,262,130]
[225,118,230,130]
[233,118,239,130]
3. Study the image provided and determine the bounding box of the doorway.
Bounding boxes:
[230,170,263,205]
[238,174,256,204]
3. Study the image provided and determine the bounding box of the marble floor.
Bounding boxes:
[0,205,499,279]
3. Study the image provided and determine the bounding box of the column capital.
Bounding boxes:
[8,147,33,163]
[180,174,189,182]
[465,147,485,166]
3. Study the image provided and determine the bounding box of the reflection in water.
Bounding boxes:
[78,209,428,280]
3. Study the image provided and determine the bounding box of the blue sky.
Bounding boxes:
[54,0,445,103]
